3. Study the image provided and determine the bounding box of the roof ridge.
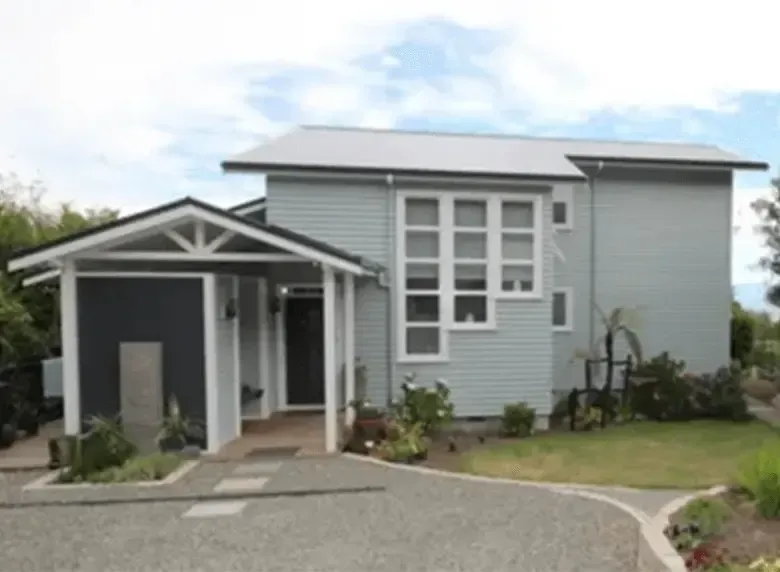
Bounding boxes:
[298,124,722,151]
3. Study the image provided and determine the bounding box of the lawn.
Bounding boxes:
[458,420,780,489]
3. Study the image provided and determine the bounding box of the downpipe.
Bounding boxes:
[382,173,396,407]
[588,161,605,350]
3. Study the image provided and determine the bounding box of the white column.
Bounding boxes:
[202,274,219,454]
[232,276,241,438]
[60,259,81,435]
[322,265,338,453]
[343,273,356,426]
[257,278,271,419]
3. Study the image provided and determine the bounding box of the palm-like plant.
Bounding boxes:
[572,305,644,427]
[155,395,203,450]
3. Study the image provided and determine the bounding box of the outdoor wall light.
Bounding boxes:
[223,298,238,320]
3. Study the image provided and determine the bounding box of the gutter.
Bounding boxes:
[568,156,769,172]
[220,162,588,184]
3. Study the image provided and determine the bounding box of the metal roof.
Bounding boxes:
[222,126,769,178]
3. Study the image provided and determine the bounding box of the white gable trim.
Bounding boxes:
[232,202,266,216]
[8,203,370,276]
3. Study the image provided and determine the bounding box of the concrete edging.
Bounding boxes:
[343,453,724,572]
[22,460,199,491]
[638,485,728,572]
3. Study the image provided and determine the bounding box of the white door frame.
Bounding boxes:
[276,283,329,412]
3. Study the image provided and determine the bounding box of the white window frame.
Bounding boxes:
[396,190,544,362]
[451,196,494,331]
[397,192,449,363]
[552,286,574,332]
[496,195,544,300]
[552,186,574,231]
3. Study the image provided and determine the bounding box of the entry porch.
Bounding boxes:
[8,197,380,455]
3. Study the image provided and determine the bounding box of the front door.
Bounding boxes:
[285,297,325,406]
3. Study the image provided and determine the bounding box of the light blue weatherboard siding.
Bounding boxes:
[553,168,732,393]
[265,176,554,417]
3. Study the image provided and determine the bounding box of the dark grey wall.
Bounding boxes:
[77,277,206,441]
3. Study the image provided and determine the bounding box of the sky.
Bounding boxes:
[0,0,778,300]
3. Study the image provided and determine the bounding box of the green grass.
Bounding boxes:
[461,420,780,489]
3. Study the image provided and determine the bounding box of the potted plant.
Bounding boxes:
[155,395,203,455]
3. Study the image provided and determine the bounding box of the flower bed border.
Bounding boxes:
[22,460,199,491]
[638,485,727,572]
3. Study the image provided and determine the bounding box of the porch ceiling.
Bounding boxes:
[7,197,381,277]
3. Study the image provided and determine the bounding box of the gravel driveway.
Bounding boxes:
[0,456,642,571]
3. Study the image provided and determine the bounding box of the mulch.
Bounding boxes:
[669,489,780,566]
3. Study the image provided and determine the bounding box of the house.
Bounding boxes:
[8,126,768,454]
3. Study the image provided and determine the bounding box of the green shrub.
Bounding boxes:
[631,353,749,422]
[631,352,692,421]
[88,453,182,483]
[689,366,751,421]
[680,497,731,537]
[392,374,454,435]
[64,416,137,480]
[375,421,427,462]
[736,441,780,518]
[500,402,536,437]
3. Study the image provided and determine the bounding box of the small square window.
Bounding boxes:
[454,232,487,260]
[405,263,438,290]
[553,201,568,226]
[405,231,439,258]
[552,291,569,328]
[502,202,534,229]
[406,327,440,355]
[502,234,533,260]
[454,296,487,323]
[405,198,438,226]
[501,265,533,292]
[454,200,487,228]
[454,264,487,291]
[405,295,439,322]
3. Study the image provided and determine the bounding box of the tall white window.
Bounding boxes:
[400,198,445,360]
[397,191,543,362]
[498,199,542,298]
[452,198,491,329]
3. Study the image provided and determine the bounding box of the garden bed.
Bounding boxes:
[24,454,197,490]
[666,490,780,569]
[420,420,779,489]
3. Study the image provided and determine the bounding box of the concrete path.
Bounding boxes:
[0,456,644,572]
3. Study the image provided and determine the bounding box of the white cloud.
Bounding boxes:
[0,0,776,242]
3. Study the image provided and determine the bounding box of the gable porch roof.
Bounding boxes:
[7,196,379,277]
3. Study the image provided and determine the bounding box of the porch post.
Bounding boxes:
[60,259,81,435]
[257,278,271,419]
[322,265,338,453]
[343,273,356,426]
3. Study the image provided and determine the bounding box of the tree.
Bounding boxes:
[0,173,117,369]
[752,176,780,306]
[730,300,755,366]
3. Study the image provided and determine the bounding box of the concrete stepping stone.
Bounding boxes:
[182,501,247,518]
[213,477,270,493]
[232,461,283,475]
